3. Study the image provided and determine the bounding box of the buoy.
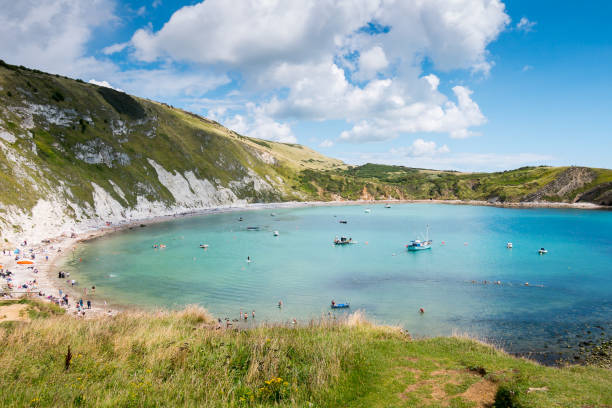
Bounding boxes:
[419,308,425,314]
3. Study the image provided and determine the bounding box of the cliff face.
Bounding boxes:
[0,62,342,243]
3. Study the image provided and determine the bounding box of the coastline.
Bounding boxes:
[1,198,608,319]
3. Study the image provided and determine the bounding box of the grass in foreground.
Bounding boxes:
[0,301,610,407]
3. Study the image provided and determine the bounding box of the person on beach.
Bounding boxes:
[243,312,248,321]
[79,299,84,308]
[87,300,91,309]
[252,310,255,319]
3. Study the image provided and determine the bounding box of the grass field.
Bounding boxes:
[0,300,610,407]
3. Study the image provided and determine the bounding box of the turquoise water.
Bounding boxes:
[63,204,612,363]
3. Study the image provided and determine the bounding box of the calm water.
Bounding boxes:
[62,204,612,363]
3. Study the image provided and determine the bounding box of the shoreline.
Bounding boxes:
[2,198,609,319]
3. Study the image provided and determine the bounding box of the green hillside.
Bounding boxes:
[0,61,610,241]
[0,300,610,407]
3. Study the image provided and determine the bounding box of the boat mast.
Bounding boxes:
[426,224,429,242]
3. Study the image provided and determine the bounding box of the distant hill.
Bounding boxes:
[0,60,610,242]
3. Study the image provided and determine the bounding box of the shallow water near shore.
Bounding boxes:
[62,203,612,364]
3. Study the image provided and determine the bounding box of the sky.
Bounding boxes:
[0,0,610,172]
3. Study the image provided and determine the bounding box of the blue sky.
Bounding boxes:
[1,0,610,171]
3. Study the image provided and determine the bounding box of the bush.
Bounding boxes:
[51,91,64,102]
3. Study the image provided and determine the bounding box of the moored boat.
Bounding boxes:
[538,248,548,254]
[334,236,354,245]
[406,225,432,251]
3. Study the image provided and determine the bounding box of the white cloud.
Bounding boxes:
[209,104,297,144]
[103,41,129,55]
[522,65,533,72]
[125,0,507,142]
[516,17,536,32]
[111,69,230,100]
[396,139,450,157]
[423,74,440,91]
[356,46,388,80]
[88,79,124,92]
[319,139,334,148]
[0,0,117,78]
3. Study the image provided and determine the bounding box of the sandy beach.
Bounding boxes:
[1,198,607,319]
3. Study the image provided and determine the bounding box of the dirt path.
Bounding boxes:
[0,303,30,322]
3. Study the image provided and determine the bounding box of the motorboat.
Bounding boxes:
[339,220,348,224]
[247,226,260,231]
[364,209,371,213]
[538,248,548,254]
[385,204,391,208]
[331,302,349,309]
[334,236,354,245]
[406,225,432,251]
[199,244,209,249]
[507,242,513,248]
[273,231,279,236]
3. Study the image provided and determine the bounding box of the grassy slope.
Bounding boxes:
[0,62,343,217]
[300,164,612,203]
[0,301,610,407]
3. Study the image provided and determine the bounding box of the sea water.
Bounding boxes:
[62,204,612,363]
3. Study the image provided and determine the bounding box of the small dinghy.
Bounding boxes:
[199,244,209,249]
[247,226,260,231]
[385,204,391,208]
[364,209,371,213]
[331,302,349,309]
[538,248,548,254]
[339,220,348,224]
[506,242,513,248]
[273,231,279,236]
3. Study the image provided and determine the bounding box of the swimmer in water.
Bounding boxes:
[278,300,283,308]
[419,308,425,314]
[247,256,251,263]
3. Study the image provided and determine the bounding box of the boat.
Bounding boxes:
[507,242,513,248]
[238,217,244,222]
[331,303,350,309]
[538,248,548,254]
[339,220,348,224]
[364,209,371,213]
[406,225,432,251]
[273,231,279,236]
[199,244,209,249]
[247,226,260,231]
[334,236,354,245]
[385,204,391,208]
[270,213,276,217]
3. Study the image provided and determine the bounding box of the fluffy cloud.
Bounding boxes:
[516,17,536,33]
[319,139,334,148]
[396,139,450,157]
[355,46,389,80]
[208,106,297,144]
[122,0,508,142]
[0,0,117,78]
[129,0,379,67]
